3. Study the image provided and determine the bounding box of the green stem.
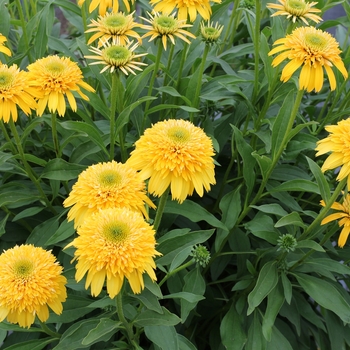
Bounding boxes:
[153,187,169,233]
[15,0,32,62]
[158,259,195,287]
[9,120,57,214]
[116,292,137,348]
[51,113,61,158]
[190,44,210,122]
[0,121,17,154]
[39,320,61,339]
[252,0,261,103]
[142,40,163,131]
[175,42,189,92]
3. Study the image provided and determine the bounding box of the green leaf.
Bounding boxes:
[4,338,55,350]
[82,318,121,345]
[133,307,181,327]
[45,219,74,246]
[275,212,306,229]
[247,261,279,315]
[41,159,86,181]
[144,325,179,350]
[251,204,288,217]
[295,240,325,252]
[220,303,247,350]
[306,157,330,202]
[251,152,272,180]
[270,179,320,194]
[246,313,266,350]
[157,86,192,106]
[12,207,44,222]
[281,272,292,304]
[164,199,227,231]
[268,326,293,350]
[130,288,163,313]
[262,282,284,341]
[271,90,295,160]
[295,273,350,323]
[163,292,205,303]
[26,216,60,247]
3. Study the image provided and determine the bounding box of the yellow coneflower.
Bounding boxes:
[77,0,133,16]
[267,0,322,25]
[126,119,216,203]
[200,20,224,44]
[86,39,147,75]
[0,33,11,56]
[268,26,348,92]
[150,0,221,22]
[66,208,161,298]
[321,195,350,248]
[0,245,67,328]
[316,119,350,189]
[86,11,142,46]
[140,12,195,51]
[63,160,155,228]
[0,64,37,123]
[26,55,95,117]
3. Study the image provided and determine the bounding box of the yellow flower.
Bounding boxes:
[0,33,11,56]
[0,64,37,123]
[267,0,322,25]
[268,26,348,92]
[63,160,156,228]
[86,39,147,75]
[126,119,216,203]
[66,208,161,297]
[200,20,224,44]
[86,11,142,46]
[316,119,350,189]
[0,245,67,328]
[321,195,350,248]
[140,12,195,51]
[78,0,133,16]
[150,0,221,22]
[26,55,95,117]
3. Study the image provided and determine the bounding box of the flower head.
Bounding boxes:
[78,0,133,16]
[150,0,221,22]
[66,208,161,297]
[126,119,216,203]
[268,26,348,92]
[63,160,155,228]
[316,119,350,189]
[321,195,350,248]
[200,21,224,44]
[239,0,255,9]
[277,234,297,252]
[141,12,195,51]
[190,245,210,267]
[26,55,95,117]
[0,64,38,123]
[0,245,67,328]
[86,11,142,46]
[267,0,322,25]
[86,39,147,75]
[0,33,11,56]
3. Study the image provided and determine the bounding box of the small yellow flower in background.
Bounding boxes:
[66,208,161,298]
[268,26,348,92]
[86,39,147,75]
[86,11,142,46]
[63,160,156,228]
[321,195,350,248]
[0,33,11,56]
[141,12,195,51]
[0,64,37,123]
[267,0,322,25]
[200,21,224,44]
[126,119,216,203]
[150,0,221,22]
[78,0,133,16]
[316,119,350,189]
[26,55,95,117]
[0,245,67,328]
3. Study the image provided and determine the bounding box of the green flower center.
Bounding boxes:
[45,61,65,75]
[103,46,131,66]
[14,260,34,278]
[286,0,307,14]
[103,222,129,243]
[99,170,122,186]
[104,14,128,30]
[0,71,14,89]
[305,33,327,50]
[168,127,191,143]
[154,16,178,34]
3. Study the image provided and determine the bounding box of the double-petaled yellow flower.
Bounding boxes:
[0,33,11,56]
